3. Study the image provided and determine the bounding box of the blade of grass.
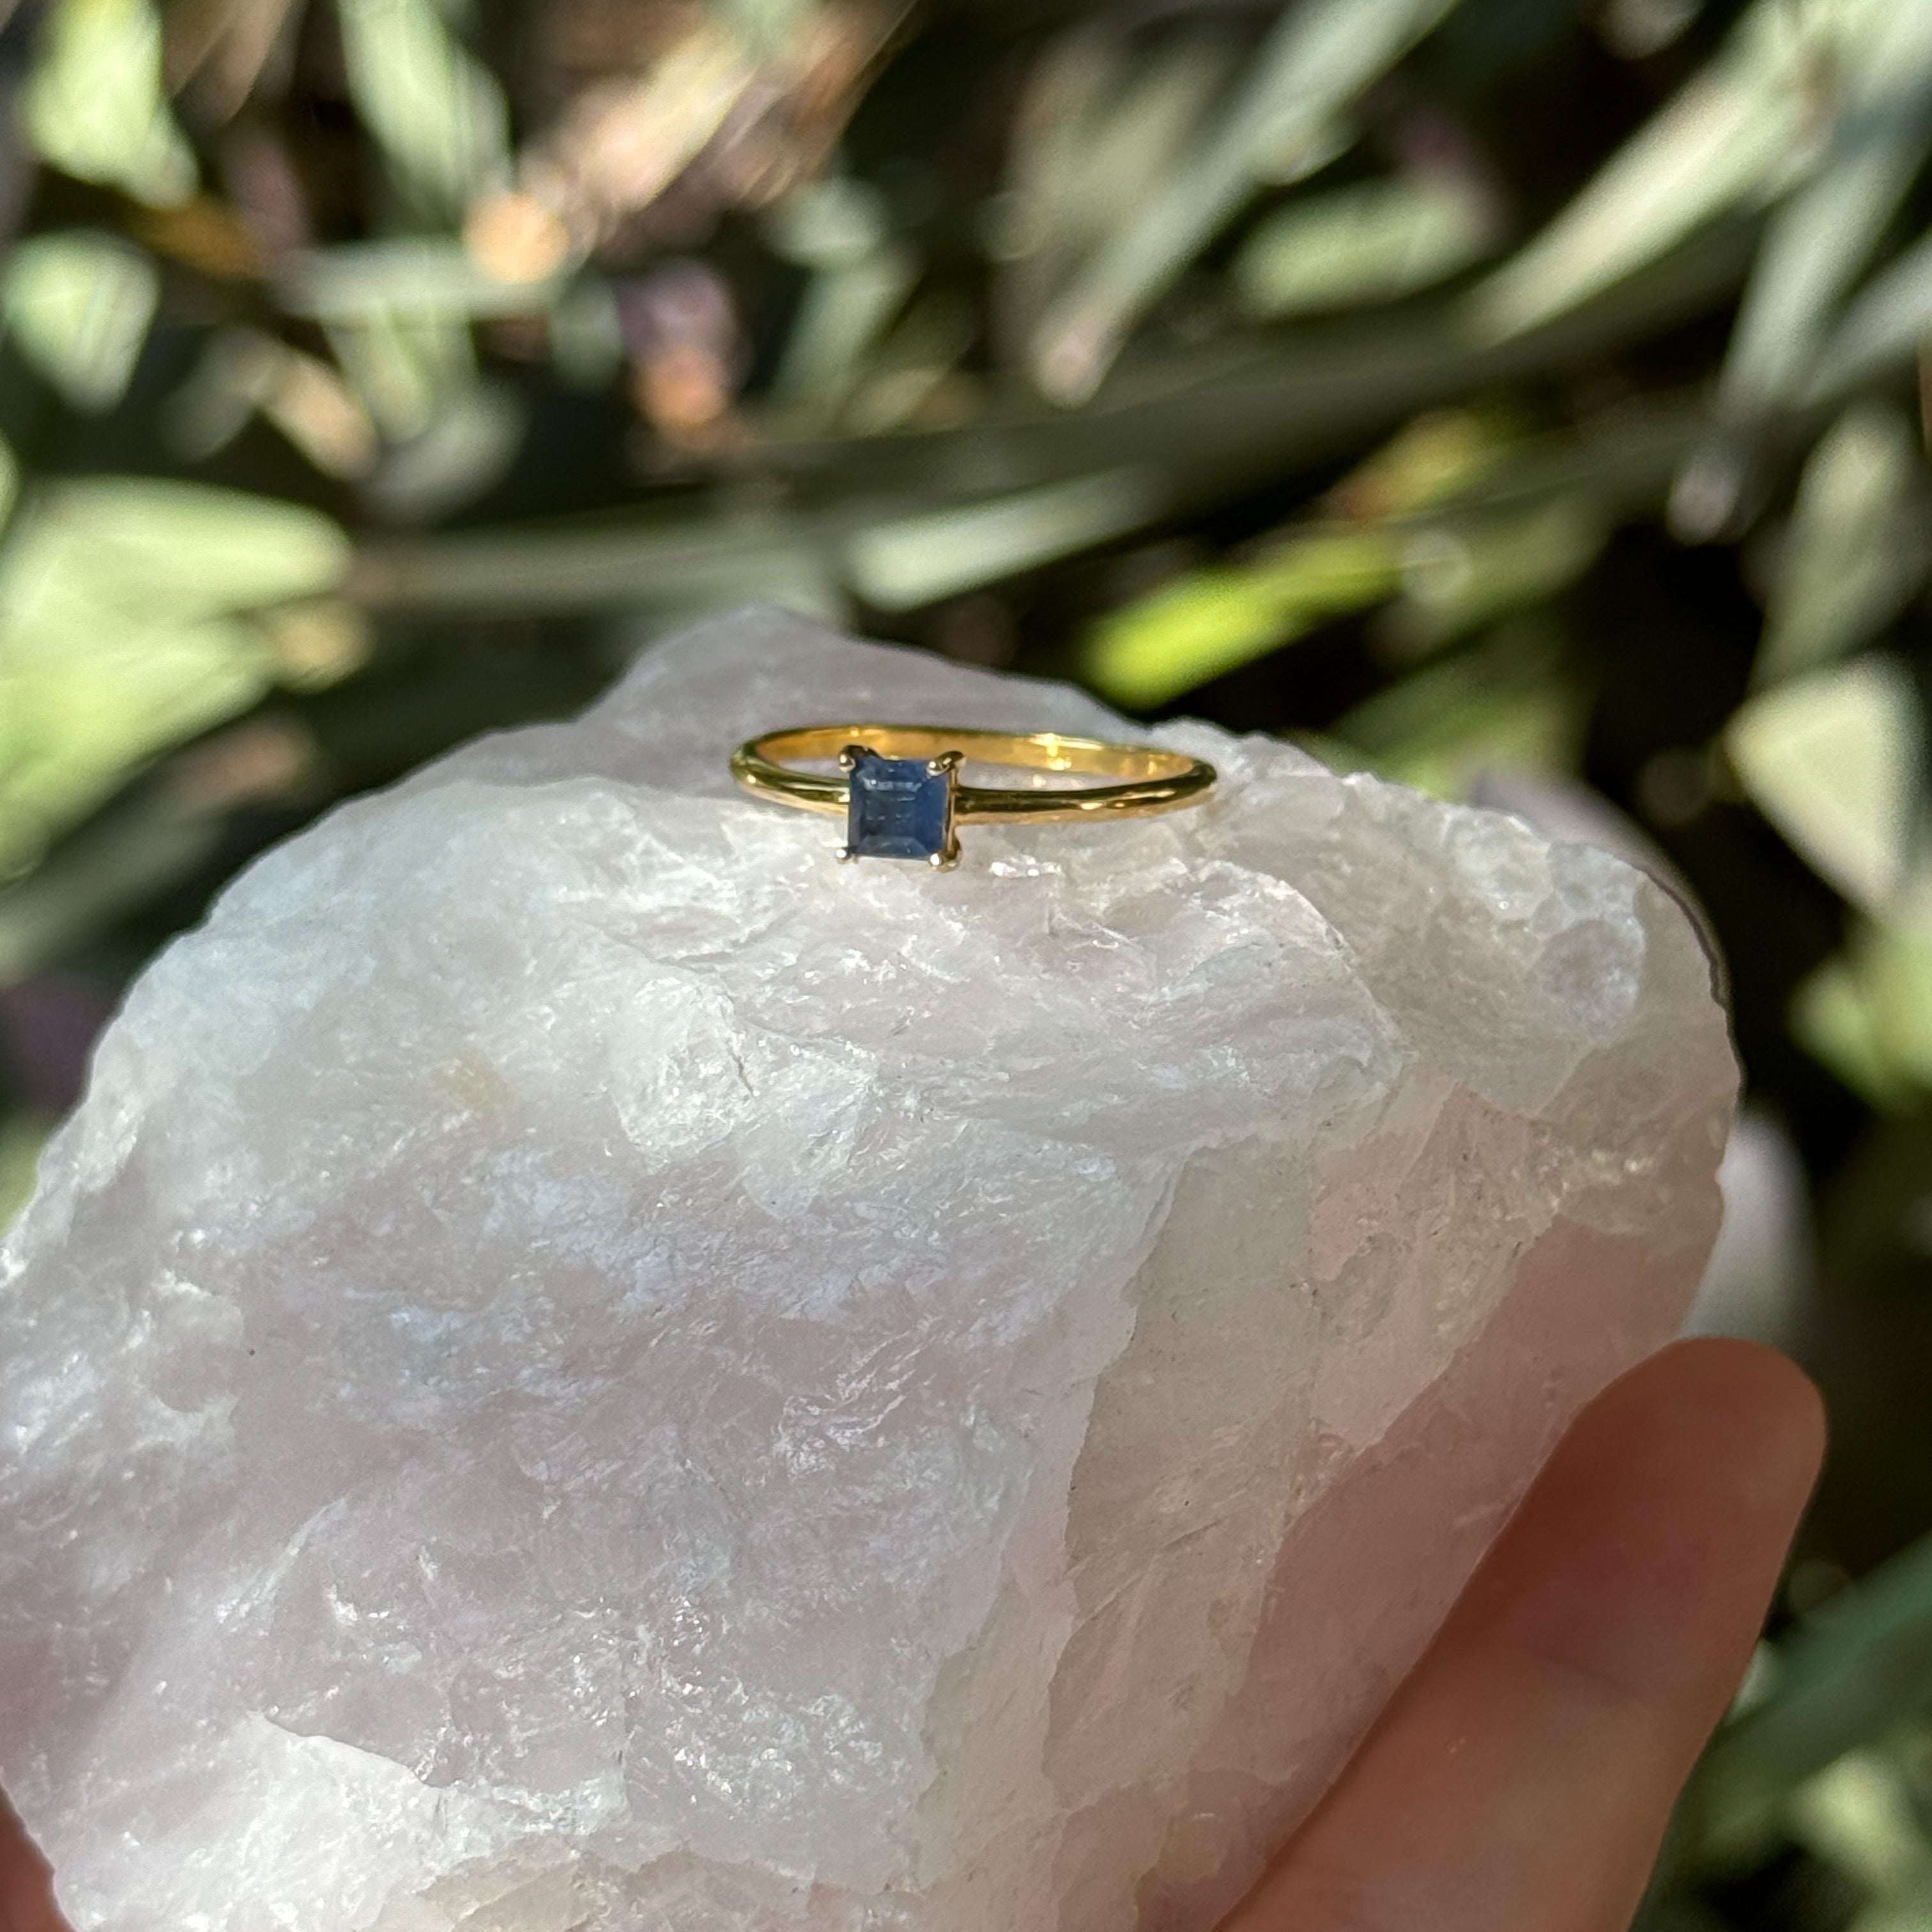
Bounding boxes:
[1469,0,1830,341]
[1808,223,1932,400]
[1692,1533,1932,1852]
[1029,0,1466,404]
[1672,4,1932,533]
[1756,404,1929,688]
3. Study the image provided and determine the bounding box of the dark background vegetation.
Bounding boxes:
[3,0,1931,1920]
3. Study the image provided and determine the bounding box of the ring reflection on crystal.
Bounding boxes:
[730,725,1218,869]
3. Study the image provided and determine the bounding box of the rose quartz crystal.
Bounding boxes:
[0,608,1734,1931]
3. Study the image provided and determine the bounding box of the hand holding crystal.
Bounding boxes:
[0,1338,1820,1932]
[0,613,1749,1926]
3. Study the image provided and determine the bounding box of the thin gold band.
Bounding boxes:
[730,724,1216,824]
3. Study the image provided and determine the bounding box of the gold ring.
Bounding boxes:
[730,724,1217,869]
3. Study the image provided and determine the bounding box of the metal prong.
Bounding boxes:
[838,744,870,772]
[929,843,961,871]
[927,749,964,776]
[837,845,858,863]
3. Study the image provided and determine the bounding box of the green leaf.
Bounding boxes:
[1790,910,1932,1108]
[1727,656,1922,912]
[22,0,196,208]
[1331,618,1580,797]
[1080,527,1400,709]
[1788,1750,1929,1897]
[845,469,1168,613]
[1790,929,1930,1108]
[1809,222,1932,399]
[277,241,566,323]
[1670,3,1932,532]
[1712,29,1932,423]
[1390,494,1607,655]
[335,0,511,221]
[706,0,807,61]
[1029,0,1466,402]
[1694,1532,1932,1841]
[995,27,1235,358]
[0,480,351,876]
[771,237,919,427]
[1757,404,1930,689]
[1469,0,1839,341]
[2,232,158,413]
[324,310,477,443]
[0,1111,48,1234]
[1235,173,1503,318]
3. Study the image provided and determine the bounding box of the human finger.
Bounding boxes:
[1218,1337,1825,1932]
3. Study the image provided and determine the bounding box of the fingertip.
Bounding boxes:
[1453,1335,1825,1719]
[1623,1337,1827,1500]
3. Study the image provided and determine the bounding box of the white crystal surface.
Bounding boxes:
[0,608,1735,1931]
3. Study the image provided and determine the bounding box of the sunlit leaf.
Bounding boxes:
[23,0,196,207]
[0,1112,49,1234]
[0,480,350,875]
[1469,0,1844,340]
[767,174,891,270]
[335,0,511,221]
[846,469,1167,612]
[1030,0,1466,402]
[325,310,477,443]
[1712,8,1932,421]
[708,0,811,63]
[1727,656,1922,912]
[1789,1751,1928,1896]
[1235,172,1502,318]
[511,17,755,244]
[1810,223,1932,399]
[995,27,1233,360]
[1788,898,1932,1108]
[258,351,381,480]
[1792,939,1921,1109]
[1671,3,1932,533]
[1081,526,1399,709]
[1323,406,1522,521]
[279,241,565,323]
[1079,408,1623,709]
[1757,404,1929,689]
[3,233,159,414]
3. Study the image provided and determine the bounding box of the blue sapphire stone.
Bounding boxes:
[846,751,952,861]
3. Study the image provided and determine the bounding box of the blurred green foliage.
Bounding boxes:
[1,0,1932,1922]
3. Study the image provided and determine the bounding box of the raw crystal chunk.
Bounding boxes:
[0,608,1735,1931]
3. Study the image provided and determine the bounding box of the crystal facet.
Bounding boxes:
[845,747,953,860]
[0,606,1735,1932]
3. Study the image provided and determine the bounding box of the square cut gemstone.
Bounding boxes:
[846,750,953,861]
